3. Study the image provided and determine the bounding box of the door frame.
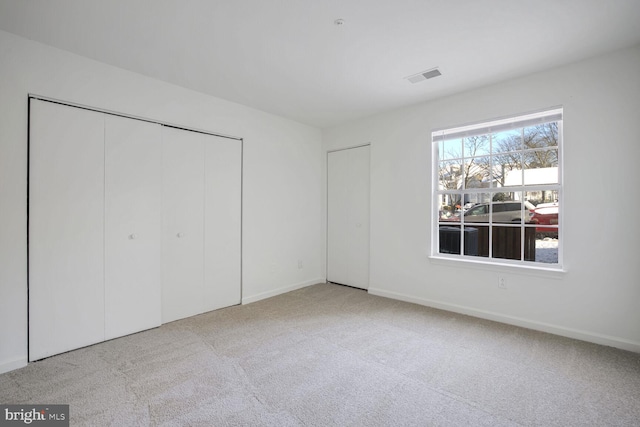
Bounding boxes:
[27,95,244,359]
[326,143,371,288]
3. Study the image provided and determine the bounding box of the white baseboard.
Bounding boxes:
[0,357,27,375]
[242,278,324,305]
[368,287,640,353]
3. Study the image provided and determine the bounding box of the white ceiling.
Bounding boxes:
[1,0,640,128]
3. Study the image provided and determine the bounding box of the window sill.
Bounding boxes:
[428,254,566,279]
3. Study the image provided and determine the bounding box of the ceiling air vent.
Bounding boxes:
[406,68,441,84]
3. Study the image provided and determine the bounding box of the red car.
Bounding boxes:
[531,202,558,235]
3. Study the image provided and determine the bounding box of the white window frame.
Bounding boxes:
[431,108,563,271]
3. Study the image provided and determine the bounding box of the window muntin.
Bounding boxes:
[433,109,562,267]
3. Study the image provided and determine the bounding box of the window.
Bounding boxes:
[432,108,562,268]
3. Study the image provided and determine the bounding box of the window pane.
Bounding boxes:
[464,193,490,207]
[439,161,462,191]
[523,122,558,149]
[492,129,522,154]
[534,223,559,264]
[531,200,559,237]
[463,135,490,157]
[438,193,462,222]
[491,192,524,224]
[440,138,462,160]
[491,191,517,202]
[524,191,542,209]
[522,191,537,222]
[461,193,490,224]
[439,224,459,254]
[496,152,523,187]
[464,156,491,189]
[523,149,558,185]
[492,225,523,261]
[464,224,488,257]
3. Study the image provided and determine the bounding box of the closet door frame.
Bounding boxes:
[27,95,243,359]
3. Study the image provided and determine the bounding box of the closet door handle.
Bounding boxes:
[129,233,138,240]
[177,232,184,238]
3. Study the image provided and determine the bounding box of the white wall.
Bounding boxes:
[0,30,324,373]
[323,45,640,352]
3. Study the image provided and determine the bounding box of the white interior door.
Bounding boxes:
[204,136,242,311]
[327,145,370,289]
[161,127,206,323]
[104,116,162,339]
[327,150,351,286]
[29,100,105,361]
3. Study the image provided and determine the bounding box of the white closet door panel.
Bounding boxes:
[327,146,370,290]
[29,100,105,361]
[327,150,351,286]
[204,137,242,311]
[104,116,162,339]
[346,146,370,289]
[162,127,205,323]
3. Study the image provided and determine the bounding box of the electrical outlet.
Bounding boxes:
[298,260,303,269]
[498,275,507,289]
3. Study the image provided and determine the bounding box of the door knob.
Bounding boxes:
[177,232,184,238]
[129,233,138,240]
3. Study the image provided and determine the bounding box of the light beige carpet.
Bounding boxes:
[1,283,639,426]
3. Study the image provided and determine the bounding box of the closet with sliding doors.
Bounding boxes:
[28,98,241,361]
